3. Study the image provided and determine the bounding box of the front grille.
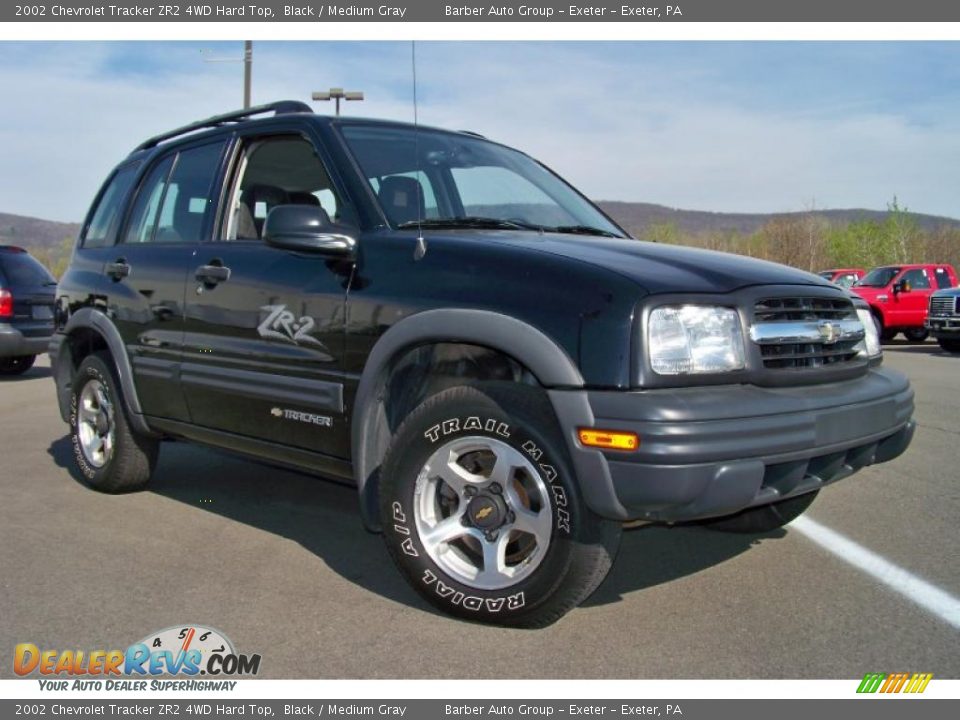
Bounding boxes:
[753,296,862,370]
[929,295,959,316]
[758,339,862,369]
[754,296,855,322]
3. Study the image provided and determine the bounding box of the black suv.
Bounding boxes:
[50,102,915,627]
[1,245,56,375]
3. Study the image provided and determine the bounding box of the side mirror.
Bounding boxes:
[264,204,357,258]
[893,280,911,294]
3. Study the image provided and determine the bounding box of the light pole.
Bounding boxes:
[201,41,253,109]
[311,88,364,116]
[243,41,252,109]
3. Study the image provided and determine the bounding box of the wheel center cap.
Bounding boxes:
[95,413,110,435]
[467,494,507,530]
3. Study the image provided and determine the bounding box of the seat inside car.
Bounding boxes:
[377,176,425,226]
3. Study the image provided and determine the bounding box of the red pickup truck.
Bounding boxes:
[852,264,958,342]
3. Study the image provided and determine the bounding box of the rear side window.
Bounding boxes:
[124,142,225,245]
[934,267,953,289]
[82,164,139,248]
[0,251,55,288]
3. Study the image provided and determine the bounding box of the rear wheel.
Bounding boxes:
[903,328,929,343]
[0,354,36,376]
[379,383,621,627]
[70,352,158,492]
[701,491,818,534]
[938,338,960,353]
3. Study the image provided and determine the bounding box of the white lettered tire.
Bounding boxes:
[379,383,621,627]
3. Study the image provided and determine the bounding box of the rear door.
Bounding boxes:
[109,140,228,422]
[181,130,354,458]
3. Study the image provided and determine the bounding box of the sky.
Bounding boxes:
[0,41,958,223]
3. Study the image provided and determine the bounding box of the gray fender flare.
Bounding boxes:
[57,308,157,437]
[351,308,584,531]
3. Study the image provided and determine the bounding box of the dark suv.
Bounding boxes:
[0,245,56,375]
[50,102,915,627]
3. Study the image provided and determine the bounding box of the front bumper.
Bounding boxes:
[549,367,914,522]
[925,317,960,337]
[0,322,52,358]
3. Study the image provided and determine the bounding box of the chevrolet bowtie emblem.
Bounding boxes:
[475,506,494,520]
[818,320,841,345]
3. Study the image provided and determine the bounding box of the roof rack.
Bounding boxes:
[134,100,314,152]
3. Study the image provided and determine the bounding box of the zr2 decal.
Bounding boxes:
[257,304,327,349]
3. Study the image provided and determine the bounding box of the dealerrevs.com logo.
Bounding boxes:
[14,625,261,691]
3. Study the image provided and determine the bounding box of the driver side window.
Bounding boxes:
[223,135,342,241]
[901,268,931,290]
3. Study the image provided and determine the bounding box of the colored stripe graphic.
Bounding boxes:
[857,673,886,693]
[857,672,933,693]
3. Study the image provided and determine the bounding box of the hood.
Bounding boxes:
[479,233,834,295]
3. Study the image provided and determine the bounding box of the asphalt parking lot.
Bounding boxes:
[1,344,958,679]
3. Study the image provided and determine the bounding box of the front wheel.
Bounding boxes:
[872,313,896,343]
[701,491,819,534]
[379,384,620,627]
[903,328,929,343]
[0,354,36,376]
[938,338,960,353]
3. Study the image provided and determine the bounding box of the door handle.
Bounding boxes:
[195,264,231,285]
[105,260,130,280]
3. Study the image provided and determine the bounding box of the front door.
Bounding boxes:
[892,267,933,326]
[181,132,352,458]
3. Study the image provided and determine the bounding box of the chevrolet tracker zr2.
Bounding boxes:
[49,102,915,627]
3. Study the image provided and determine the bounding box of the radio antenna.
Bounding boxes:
[412,40,427,259]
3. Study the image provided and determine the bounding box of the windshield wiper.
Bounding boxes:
[550,225,621,238]
[396,216,541,231]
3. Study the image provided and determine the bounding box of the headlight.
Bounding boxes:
[648,305,745,375]
[856,307,882,358]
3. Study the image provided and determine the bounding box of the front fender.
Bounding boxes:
[350,308,585,531]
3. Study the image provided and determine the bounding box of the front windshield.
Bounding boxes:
[856,267,900,288]
[339,124,624,236]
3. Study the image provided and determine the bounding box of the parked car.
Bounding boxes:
[925,288,960,353]
[818,268,865,289]
[0,245,57,376]
[852,263,958,342]
[49,102,915,627]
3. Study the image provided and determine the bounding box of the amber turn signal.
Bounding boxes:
[577,428,640,451]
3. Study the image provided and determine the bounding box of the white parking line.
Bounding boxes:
[790,515,960,630]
